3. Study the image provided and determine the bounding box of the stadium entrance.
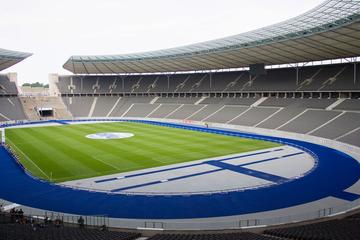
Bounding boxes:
[37,107,53,117]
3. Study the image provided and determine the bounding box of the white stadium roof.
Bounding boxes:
[0,48,32,72]
[64,0,360,74]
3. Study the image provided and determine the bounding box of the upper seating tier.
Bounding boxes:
[57,63,360,94]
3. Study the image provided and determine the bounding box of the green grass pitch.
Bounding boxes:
[5,122,280,182]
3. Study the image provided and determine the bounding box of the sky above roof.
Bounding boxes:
[1,0,324,84]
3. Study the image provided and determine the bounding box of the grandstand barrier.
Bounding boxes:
[1,198,359,230]
[0,118,359,230]
[0,206,109,229]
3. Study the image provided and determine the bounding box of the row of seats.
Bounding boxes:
[0,75,27,121]
[0,97,27,121]
[0,223,140,240]
[1,206,359,240]
[61,96,360,147]
[148,232,281,240]
[1,95,359,147]
[57,63,360,94]
[347,212,360,219]
[264,219,360,240]
[0,75,18,95]
[146,213,360,240]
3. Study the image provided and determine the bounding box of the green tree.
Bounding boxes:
[22,82,49,88]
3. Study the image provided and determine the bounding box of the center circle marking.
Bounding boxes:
[86,132,134,140]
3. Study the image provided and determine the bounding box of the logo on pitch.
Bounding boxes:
[86,132,134,140]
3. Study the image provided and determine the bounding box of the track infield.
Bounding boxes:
[5,122,280,182]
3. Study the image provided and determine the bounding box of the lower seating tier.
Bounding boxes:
[59,96,360,147]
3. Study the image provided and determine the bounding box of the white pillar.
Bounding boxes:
[7,72,19,94]
[1,128,5,144]
[49,73,60,96]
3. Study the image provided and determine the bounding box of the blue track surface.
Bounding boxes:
[0,119,359,219]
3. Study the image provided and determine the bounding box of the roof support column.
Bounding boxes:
[296,66,299,86]
[249,74,253,87]
[354,62,357,85]
[209,73,212,89]
[121,75,125,91]
[167,75,170,90]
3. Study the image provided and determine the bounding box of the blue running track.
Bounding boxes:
[0,119,359,219]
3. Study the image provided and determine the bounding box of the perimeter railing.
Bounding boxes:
[0,210,109,229]
[2,198,359,230]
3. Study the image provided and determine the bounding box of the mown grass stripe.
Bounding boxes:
[6,122,280,182]
[6,137,50,180]
[6,129,79,178]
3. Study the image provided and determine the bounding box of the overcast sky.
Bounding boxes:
[1,0,324,84]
